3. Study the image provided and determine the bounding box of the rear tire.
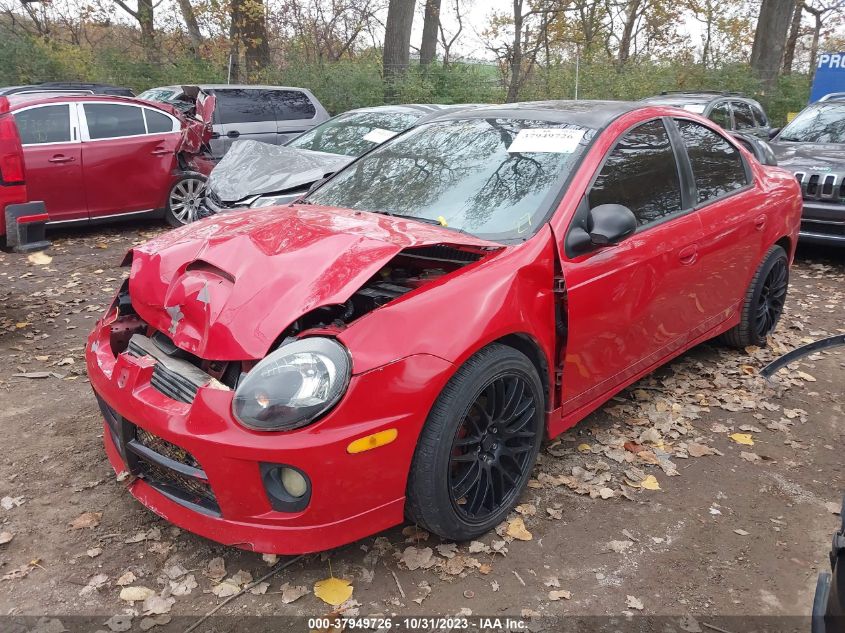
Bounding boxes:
[406,344,544,541]
[719,244,789,348]
[165,172,207,227]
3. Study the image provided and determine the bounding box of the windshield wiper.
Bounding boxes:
[370,210,473,236]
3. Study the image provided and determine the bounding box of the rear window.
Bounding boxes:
[84,103,146,139]
[214,88,316,124]
[14,105,71,144]
[144,109,174,134]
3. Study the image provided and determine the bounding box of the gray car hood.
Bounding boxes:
[770,141,845,172]
[207,140,353,202]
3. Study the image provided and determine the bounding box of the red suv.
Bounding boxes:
[0,93,211,239]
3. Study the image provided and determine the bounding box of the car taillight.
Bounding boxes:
[0,114,25,185]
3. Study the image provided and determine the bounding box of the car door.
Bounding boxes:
[13,103,87,222]
[79,102,180,218]
[672,118,763,330]
[557,118,704,415]
[266,89,319,144]
[211,88,277,154]
[708,101,734,132]
[732,101,758,137]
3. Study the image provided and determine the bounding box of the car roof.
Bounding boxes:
[641,92,756,106]
[5,93,177,112]
[428,100,642,128]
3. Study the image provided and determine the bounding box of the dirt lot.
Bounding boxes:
[0,221,842,626]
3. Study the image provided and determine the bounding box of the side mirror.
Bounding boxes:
[768,127,781,140]
[587,204,637,246]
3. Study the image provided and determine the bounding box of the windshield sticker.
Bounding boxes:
[507,128,584,153]
[682,104,707,114]
[516,214,532,234]
[363,128,398,144]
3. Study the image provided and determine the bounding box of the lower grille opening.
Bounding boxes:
[95,393,220,516]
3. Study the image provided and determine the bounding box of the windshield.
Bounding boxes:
[779,103,845,143]
[287,110,423,156]
[305,117,594,242]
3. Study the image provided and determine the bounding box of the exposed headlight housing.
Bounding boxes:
[232,337,351,431]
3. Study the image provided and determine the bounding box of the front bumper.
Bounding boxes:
[86,321,453,554]
[800,200,845,246]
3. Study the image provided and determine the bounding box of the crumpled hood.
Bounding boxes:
[207,140,352,202]
[127,204,499,361]
[770,141,845,172]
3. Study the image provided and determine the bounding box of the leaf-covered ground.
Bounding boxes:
[0,221,842,624]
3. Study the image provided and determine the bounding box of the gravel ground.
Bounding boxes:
[0,220,842,626]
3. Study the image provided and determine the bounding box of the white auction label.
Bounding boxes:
[682,104,707,114]
[507,128,584,153]
[363,128,398,143]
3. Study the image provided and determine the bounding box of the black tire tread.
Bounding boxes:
[718,244,787,348]
[406,343,542,540]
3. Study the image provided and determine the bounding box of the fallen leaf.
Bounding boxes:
[544,577,560,587]
[142,595,174,615]
[607,540,634,553]
[69,512,102,530]
[313,576,353,606]
[170,574,197,596]
[280,582,309,604]
[549,589,571,601]
[104,614,133,632]
[734,529,750,536]
[27,252,52,265]
[729,433,754,446]
[86,548,102,558]
[400,546,434,570]
[1,496,24,510]
[116,572,137,586]
[826,502,841,515]
[0,532,13,545]
[687,442,716,458]
[119,586,156,603]
[249,581,270,595]
[740,451,761,463]
[205,557,226,581]
[506,517,533,541]
[577,443,592,453]
[626,595,644,610]
[641,475,660,491]
[211,580,240,598]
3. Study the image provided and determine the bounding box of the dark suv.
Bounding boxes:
[770,96,845,246]
[641,92,772,139]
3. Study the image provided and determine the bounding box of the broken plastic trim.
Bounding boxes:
[760,334,845,381]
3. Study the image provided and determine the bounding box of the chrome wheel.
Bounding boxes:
[448,374,539,524]
[754,257,788,339]
[169,177,206,225]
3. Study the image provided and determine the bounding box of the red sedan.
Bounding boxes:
[0,93,211,234]
[86,101,801,553]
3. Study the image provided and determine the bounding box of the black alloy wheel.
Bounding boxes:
[754,256,788,339]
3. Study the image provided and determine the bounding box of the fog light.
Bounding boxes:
[281,467,308,498]
[260,463,311,512]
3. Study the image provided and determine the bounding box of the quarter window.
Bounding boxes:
[750,104,768,127]
[84,104,146,139]
[732,102,755,130]
[214,89,276,124]
[144,109,174,134]
[676,120,748,204]
[709,102,732,129]
[14,105,71,145]
[588,119,683,226]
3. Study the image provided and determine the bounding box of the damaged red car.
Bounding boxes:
[0,92,213,233]
[86,101,801,554]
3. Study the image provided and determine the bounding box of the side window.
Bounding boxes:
[732,102,755,130]
[214,89,276,124]
[709,102,732,129]
[676,119,748,204]
[588,119,683,227]
[144,109,174,134]
[84,104,146,139]
[14,105,71,145]
[267,90,316,120]
[750,104,768,127]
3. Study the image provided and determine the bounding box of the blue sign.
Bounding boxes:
[810,52,845,103]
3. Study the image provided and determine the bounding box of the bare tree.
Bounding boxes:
[750,0,796,89]
[420,0,441,65]
[437,0,465,66]
[617,0,644,65]
[112,0,157,60]
[229,0,271,80]
[803,0,845,77]
[383,0,416,83]
[176,0,203,55]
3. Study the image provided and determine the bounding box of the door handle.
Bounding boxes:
[151,148,172,156]
[678,244,698,266]
[48,155,74,164]
[754,214,767,230]
[226,131,240,138]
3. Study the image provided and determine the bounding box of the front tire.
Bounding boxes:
[719,244,789,348]
[165,173,207,227]
[406,344,544,541]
